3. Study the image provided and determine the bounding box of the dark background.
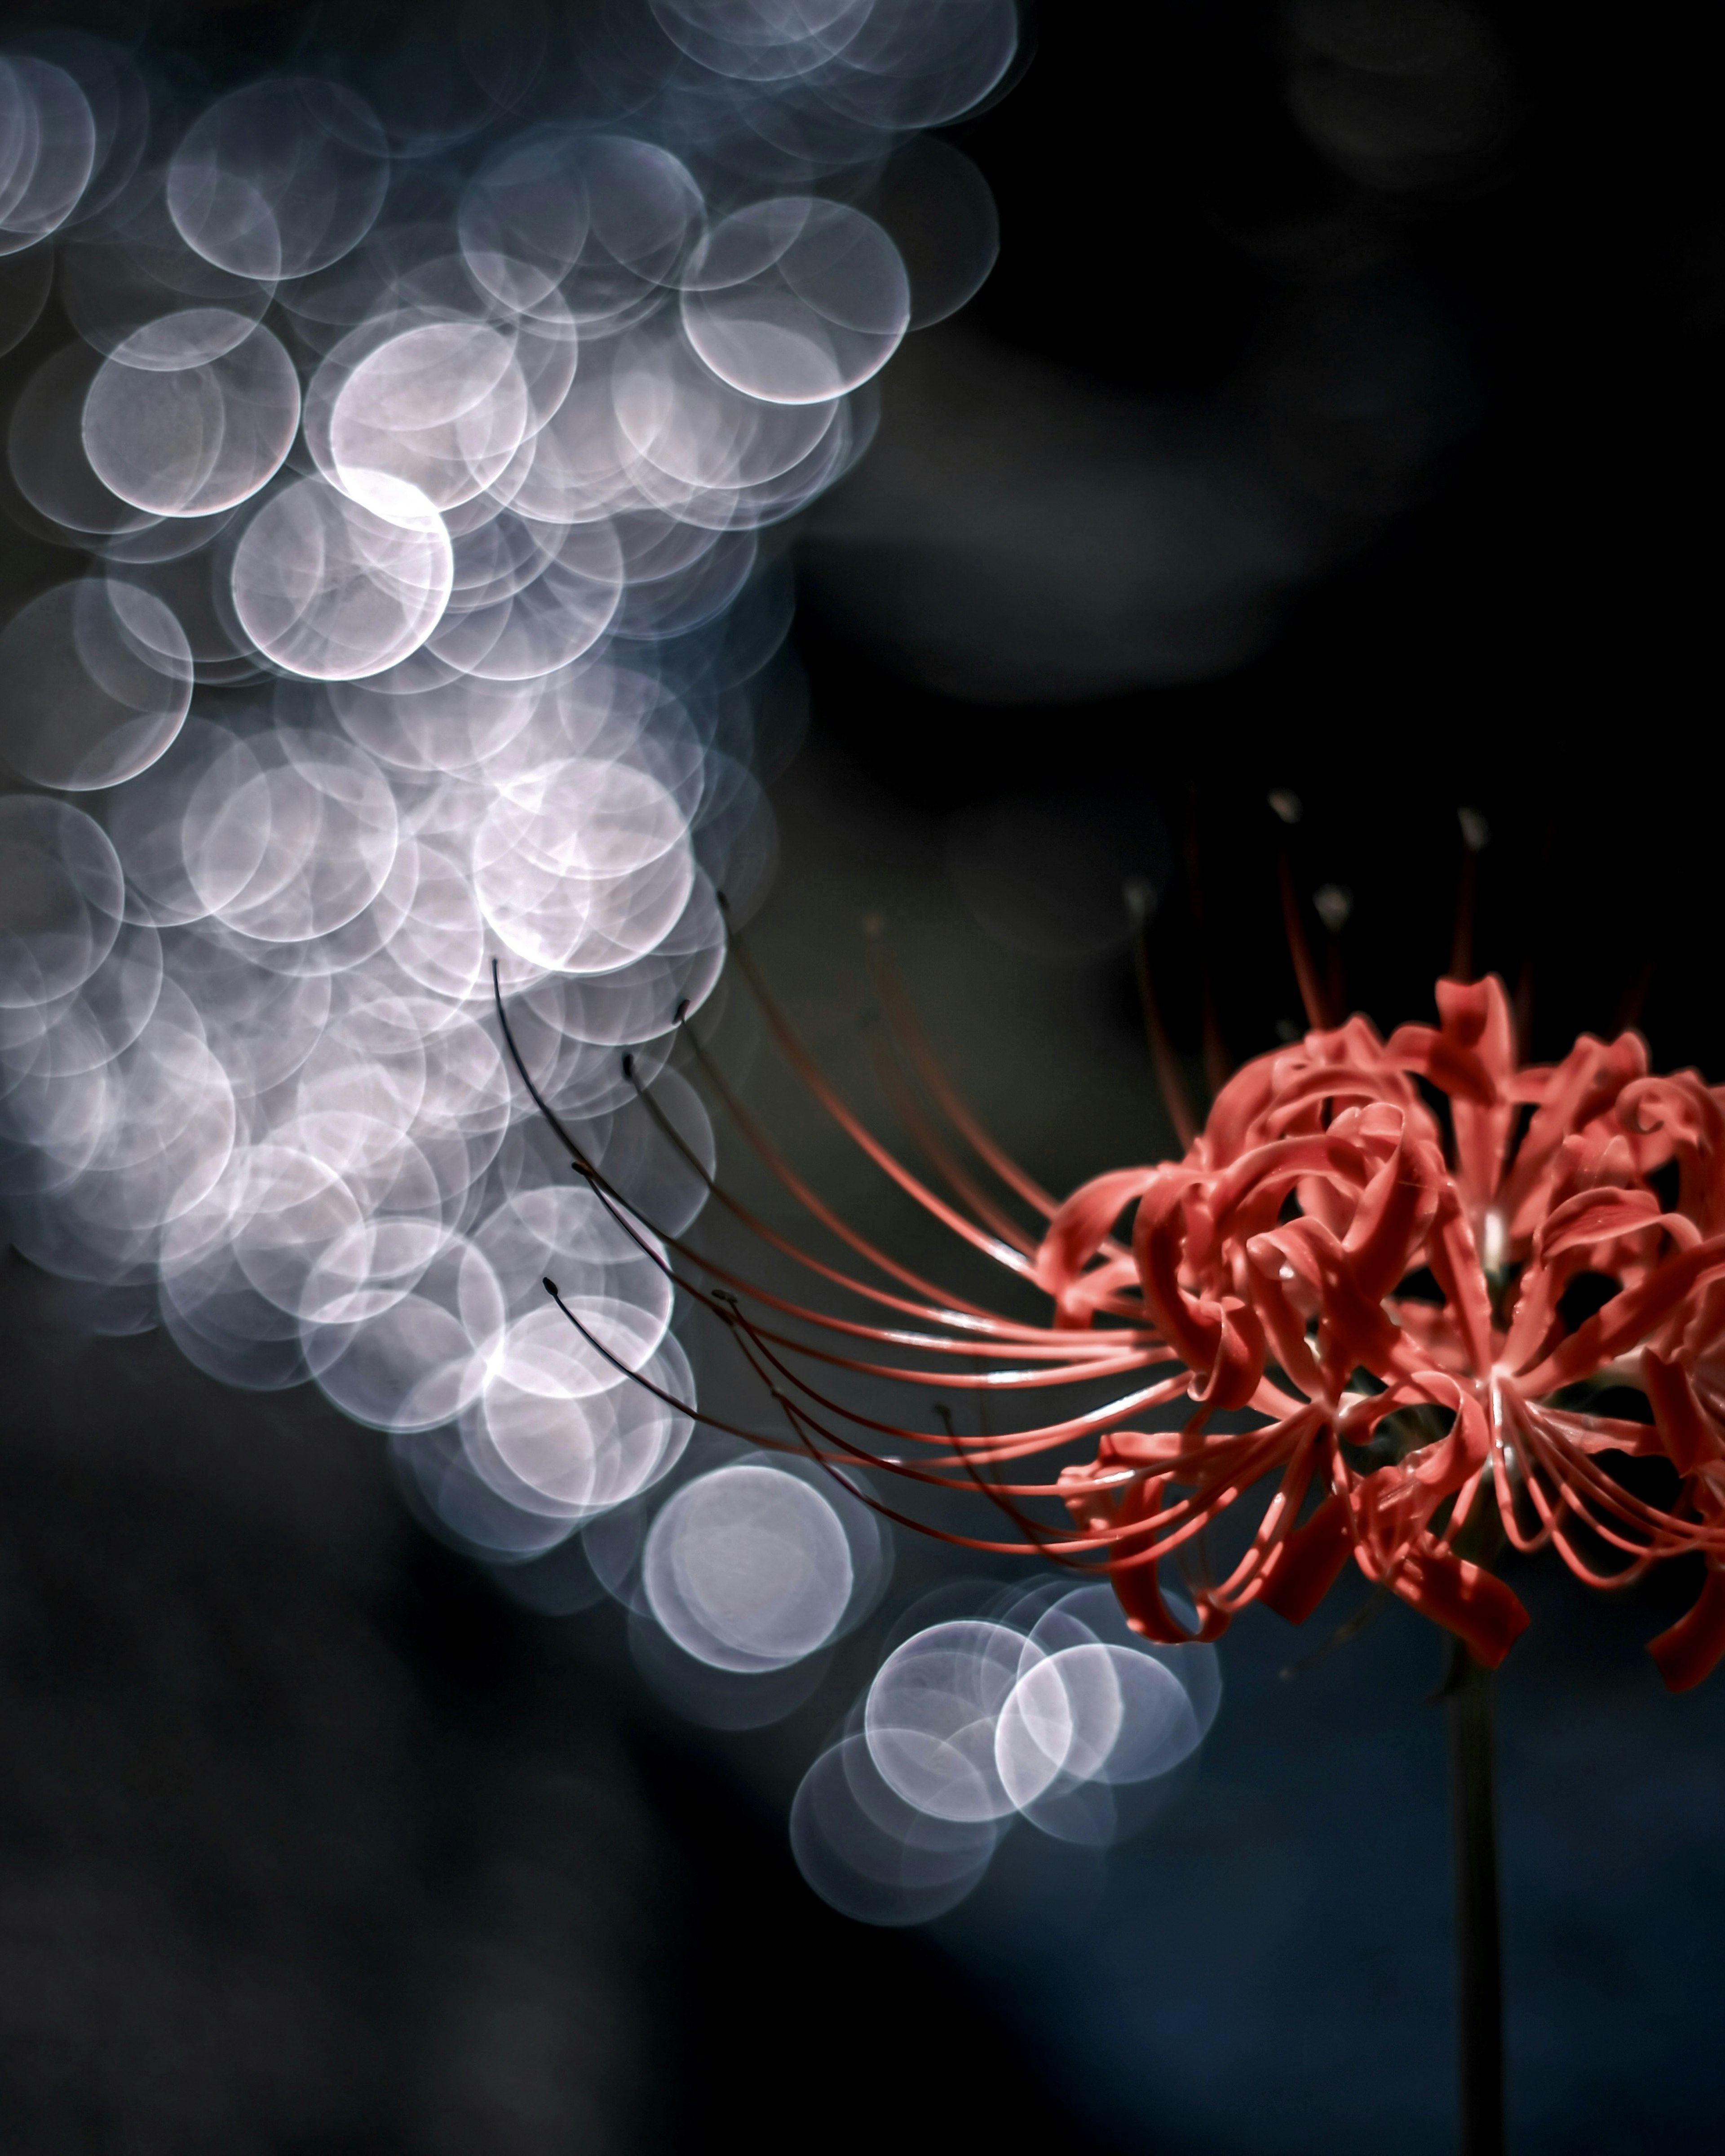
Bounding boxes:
[801,0,1725,1077]
[4,1,1725,2151]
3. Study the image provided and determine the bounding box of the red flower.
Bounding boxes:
[508,959,1725,1691]
[1052,977,1725,1683]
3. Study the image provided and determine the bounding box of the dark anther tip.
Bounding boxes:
[673,998,690,1022]
[543,1277,559,1296]
[621,1051,634,1077]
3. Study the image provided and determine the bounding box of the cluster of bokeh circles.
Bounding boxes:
[631,1470,1225,1927]
[0,9,999,1440]
[798,1582,1222,1922]
[499,1435,1223,1924]
[0,0,1221,1926]
[585,1442,1224,1922]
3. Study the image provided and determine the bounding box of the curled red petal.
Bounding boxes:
[1379,1548,1531,1667]
[1035,1166,1159,1323]
[1535,1186,1663,1264]
[1243,1233,1326,1397]
[1133,1178,1228,1372]
[1341,1125,1440,1303]
[1108,1552,1226,1645]
[1258,1490,1354,1623]
[1642,1351,1724,1477]
[1648,1566,1725,1691]
[1190,1297,1267,1410]
[1522,1237,1725,1393]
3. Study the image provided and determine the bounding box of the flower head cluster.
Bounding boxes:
[1050,976,1725,1685]
[525,961,1725,1692]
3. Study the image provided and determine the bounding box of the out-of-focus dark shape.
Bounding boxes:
[946,786,1170,962]
[799,285,1472,701]
[800,329,1303,699]
[1283,0,1513,196]
[0,1255,662,2156]
[0,242,52,357]
[867,133,1000,328]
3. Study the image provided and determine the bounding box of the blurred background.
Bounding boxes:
[4,0,1725,2151]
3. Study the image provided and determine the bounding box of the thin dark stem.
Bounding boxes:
[1451,848,1477,982]
[1184,785,1232,1097]
[1276,848,1330,1033]
[1124,881,1196,1153]
[1447,1638,1504,2156]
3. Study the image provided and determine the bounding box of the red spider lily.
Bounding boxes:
[1052,976,1725,1683]
[501,954,1725,1693]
